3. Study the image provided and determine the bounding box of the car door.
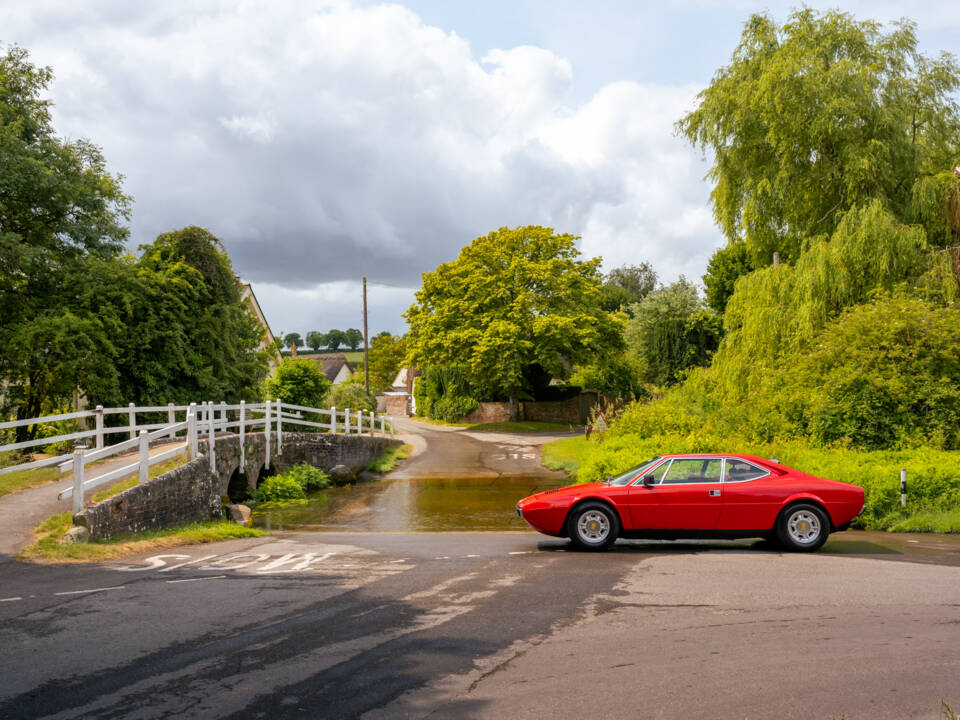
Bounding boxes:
[627,457,724,530]
[715,458,780,530]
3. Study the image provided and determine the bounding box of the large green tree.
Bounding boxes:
[678,9,960,267]
[599,263,658,313]
[404,226,624,401]
[1,45,130,436]
[343,328,363,351]
[368,332,407,394]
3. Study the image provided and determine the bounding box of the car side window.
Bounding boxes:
[659,458,723,485]
[723,459,769,483]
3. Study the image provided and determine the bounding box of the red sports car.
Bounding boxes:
[517,454,865,552]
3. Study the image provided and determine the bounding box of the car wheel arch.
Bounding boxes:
[564,497,624,534]
[776,496,834,532]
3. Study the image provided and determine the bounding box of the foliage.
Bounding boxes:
[368,443,412,474]
[0,465,59,498]
[569,354,647,399]
[677,9,960,266]
[368,333,407,394]
[0,44,130,436]
[911,172,960,248]
[325,329,346,351]
[413,375,429,417]
[344,328,363,351]
[263,358,331,408]
[703,242,753,314]
[625,279,721,386]
[324,381,377,413]
[305,330,326,351]
[405,226,625,401]
[600,263,657,313]
[283,332,304,350]
[280,463,330,492]
[432,395,479,423]
[714,201,929,398]
[773,295,960,450]
[252,475,306,502]
[540,436,589,476]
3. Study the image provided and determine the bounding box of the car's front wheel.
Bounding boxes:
[567,502,619,551]
[776,503,830,552]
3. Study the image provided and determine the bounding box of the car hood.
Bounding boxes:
[520,482,607,504]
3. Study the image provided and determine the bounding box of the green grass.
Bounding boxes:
[408,416,470,427]
[0,465,61,498]
[368,443,413,473]
[20,512,266,563]
[89,456,190,503]
[541,436,589,476]
[543,434,960,532]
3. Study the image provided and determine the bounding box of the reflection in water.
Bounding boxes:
[251,475,568,532]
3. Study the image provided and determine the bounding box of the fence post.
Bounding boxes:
[71,445,85,516]
[139,430,149,484]
[368,410,374,436]
[390,416,396,439]
[188,404,198,460]
[265,401,271,470]
[220,401,227,434]
[128,402,136,440]
[208,405,216,472]
[239,400,246,473]
[198,401,205,435]
[379,414,385,437]
[900,468,907,508]
[276,398,283,454]
[344,408,351,435]
[330,406,337,435]
[94,405,104,449]
[167,403,175,438]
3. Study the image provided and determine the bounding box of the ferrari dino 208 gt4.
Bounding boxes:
[516,454,865,551]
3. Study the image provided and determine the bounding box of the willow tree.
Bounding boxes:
[678,9,960,268]
[404,226,624,403]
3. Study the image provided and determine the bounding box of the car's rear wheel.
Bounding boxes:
[567,502,619,551]
[776,503,829,552]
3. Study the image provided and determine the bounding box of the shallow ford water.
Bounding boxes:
[251,475,569,532]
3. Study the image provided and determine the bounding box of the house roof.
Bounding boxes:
[303,353,352,383]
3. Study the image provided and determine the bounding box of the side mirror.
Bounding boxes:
[641,474,655,488]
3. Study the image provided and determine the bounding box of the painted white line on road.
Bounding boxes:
[389,559,408,563]
[0,597,22,602]
[434,556,451,560]
[54,586,125,596]
[466,554,480,558]
[508,551,530,555]
[158,554,218,572]
[166,575,226,584]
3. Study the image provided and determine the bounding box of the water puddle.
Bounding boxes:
[251,475,568,532]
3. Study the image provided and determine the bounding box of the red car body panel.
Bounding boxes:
[517,453,865,541]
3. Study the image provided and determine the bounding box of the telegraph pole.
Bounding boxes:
[363,277,370,394]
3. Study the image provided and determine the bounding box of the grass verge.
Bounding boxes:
[541,436,588,476]
[368,443,413,473]
[0,465,60,498]
[19,512,266,563]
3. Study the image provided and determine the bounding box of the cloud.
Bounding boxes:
[2,0,723,332]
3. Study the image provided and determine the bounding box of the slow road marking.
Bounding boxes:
[54,586,125,596]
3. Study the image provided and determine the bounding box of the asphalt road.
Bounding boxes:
[1,420,959,719]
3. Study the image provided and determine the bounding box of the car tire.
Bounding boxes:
[567,502,619,551]
[776,502,830,552]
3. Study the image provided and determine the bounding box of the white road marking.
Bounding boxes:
[114,554,192,571]
[55,586,125,596]
[199,553,272,571]
[434,556,450,560]
[158,554,218,572]
[0,597,22,602]
[508,551,530,555]
[166,576,226,584]
[389,559,408,563]
[465,554,480,558]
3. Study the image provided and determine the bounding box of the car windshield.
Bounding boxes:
[605,457,661,486]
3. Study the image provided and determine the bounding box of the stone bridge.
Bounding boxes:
[77,431,399,540]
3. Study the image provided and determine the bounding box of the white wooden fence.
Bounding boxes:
[0,401,397,514]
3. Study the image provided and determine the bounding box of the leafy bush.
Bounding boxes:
[263,358,331,407]
[413,375,430,417]
[432,396,479,423]
[282,463,330,492]
[251,475,305,502]
[324,381,376,413]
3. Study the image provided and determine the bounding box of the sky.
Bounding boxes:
[3,1,959,337]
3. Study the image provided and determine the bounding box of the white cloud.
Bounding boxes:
[2,0,723,333]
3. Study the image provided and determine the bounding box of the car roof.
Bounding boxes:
[660,453,775,466]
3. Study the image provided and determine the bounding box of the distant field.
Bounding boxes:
[282,349,365,366]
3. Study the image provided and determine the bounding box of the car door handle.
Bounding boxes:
[709,489,721,497]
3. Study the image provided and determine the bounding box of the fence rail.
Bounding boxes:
[1,400,397,515]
